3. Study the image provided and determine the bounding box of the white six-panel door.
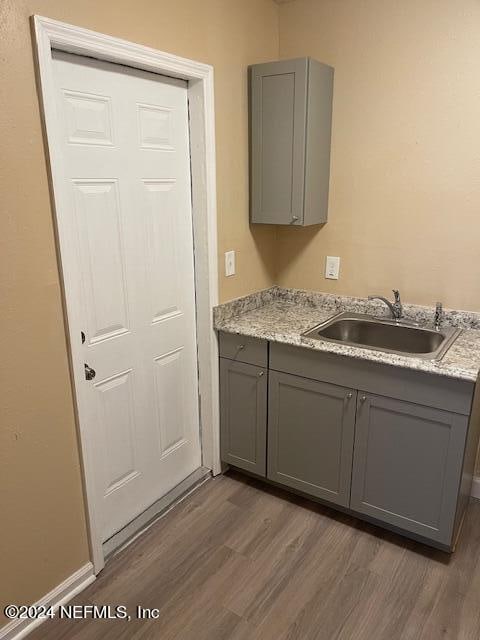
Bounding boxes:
[52,50,201,542]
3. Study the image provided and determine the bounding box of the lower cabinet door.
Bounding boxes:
[220,357,267,476]
[267,371,356,506]
[351,393,468,546]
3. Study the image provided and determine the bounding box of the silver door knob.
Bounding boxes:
[84,364,96,381]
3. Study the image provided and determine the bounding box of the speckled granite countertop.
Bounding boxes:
[214,287,480,383]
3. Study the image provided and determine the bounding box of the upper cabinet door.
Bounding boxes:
[267,371,356,506]
[351,393,468,546]
[250,57,333,226]
[250,58,308,226]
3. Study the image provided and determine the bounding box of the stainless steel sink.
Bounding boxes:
[302,312,461,360]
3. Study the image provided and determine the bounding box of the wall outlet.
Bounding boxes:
[325,256,340,280]
[225,250,236,277]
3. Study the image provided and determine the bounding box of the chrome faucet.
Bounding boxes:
[434,302,443,331]
[368,289,403,320]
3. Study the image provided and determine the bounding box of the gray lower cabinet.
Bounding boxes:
[268,371,356,506]
[219,336,479,550]
[350,393,469,546]
[220,357,267,476]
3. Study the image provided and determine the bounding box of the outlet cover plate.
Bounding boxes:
[225,250,236,277]
[325,256,340,280]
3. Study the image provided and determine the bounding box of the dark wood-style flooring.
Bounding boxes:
[30,471,480,640]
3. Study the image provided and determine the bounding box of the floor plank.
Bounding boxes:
[28,471,480,640]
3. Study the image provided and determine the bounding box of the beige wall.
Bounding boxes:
[276,0,480,312]
[0,0,278,624]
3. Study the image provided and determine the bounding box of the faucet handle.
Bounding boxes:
[434,301,443,330]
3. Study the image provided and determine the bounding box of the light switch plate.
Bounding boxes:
[225,250,236,277]
[325,256,340,280]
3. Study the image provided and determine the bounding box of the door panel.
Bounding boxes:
[259,73,295,217]
[143,179,181,323]
[96,370,139,494]
[268,371,356,506]
[220,358,267,476]
[52,50,201,542]
[62,89,114,146]
[351,393,468,545]
[72,179,129,343]
[137,102,175,150]
[153,348,187,457]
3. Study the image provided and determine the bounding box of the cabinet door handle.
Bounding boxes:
[346,392,353,399]
[237,344,245,351]
[360,395,367,403]
[258,371,264,377]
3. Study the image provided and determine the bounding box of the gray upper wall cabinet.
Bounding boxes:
[249,57,334,226]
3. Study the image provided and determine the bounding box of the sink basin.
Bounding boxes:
[302,312,461,360]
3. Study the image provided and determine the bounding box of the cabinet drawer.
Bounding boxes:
[219,332,268,367]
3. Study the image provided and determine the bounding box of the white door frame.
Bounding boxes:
[32,15,221,573]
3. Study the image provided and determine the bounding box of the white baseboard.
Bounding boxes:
[471,476,480,500]
[0,562,95,640]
